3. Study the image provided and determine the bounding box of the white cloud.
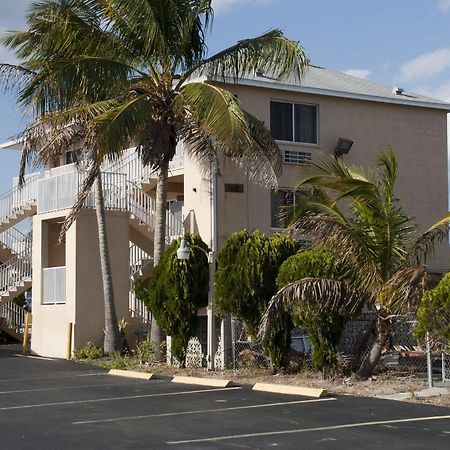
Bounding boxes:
[343,69,371,79]
[437,0,450,11]
[212,0,274,13]
[397,48,450,81]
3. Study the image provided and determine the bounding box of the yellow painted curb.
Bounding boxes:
[252,383,327,398]
[108,369,154,380]
[172,376,233,388]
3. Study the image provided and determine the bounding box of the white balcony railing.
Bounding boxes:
[42,266,66,305]
[38,170,127,214]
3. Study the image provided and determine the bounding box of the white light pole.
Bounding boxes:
[176,238,216,370]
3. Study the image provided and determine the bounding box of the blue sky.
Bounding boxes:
[1,0,450,192]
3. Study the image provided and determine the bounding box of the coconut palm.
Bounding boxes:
[1,0,308,355]
[260,149,450,379]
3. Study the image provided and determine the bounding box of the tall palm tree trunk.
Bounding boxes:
[355,313,393,380]
[150,158,169,359]
[95,172,122,354]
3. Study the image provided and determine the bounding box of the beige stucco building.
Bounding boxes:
[0,66,448,358]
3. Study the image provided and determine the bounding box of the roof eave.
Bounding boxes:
[0,140,23,151]
[207,75,450,112]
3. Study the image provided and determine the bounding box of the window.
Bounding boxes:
[270,101,318,144]
[271,188,303,228]
[225,183,244,193]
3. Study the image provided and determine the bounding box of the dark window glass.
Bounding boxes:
[270,101,293,141]
[294,104,317,144]
[225,183,244,193]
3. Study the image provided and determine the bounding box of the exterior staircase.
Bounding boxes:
[0,173,42,233]
[0,147,185,334]
[0,227,31,263]
[0,301,27,341]
[0,245,33,304]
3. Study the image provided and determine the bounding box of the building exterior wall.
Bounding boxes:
[185,82,449,272]
[31,209,130,358]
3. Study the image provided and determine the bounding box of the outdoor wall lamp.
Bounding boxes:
[334,138,354,157]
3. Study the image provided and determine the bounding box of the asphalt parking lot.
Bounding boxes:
[1,344,450,449]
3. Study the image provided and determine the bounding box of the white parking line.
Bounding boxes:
[0,382,150,395]
[0,373,107,383]
[167,414,450,445]
[73,397,336,425]
[0,386,242,411]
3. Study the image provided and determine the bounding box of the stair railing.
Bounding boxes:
[0,227,31,256]
[129,243,153,279]
[0,172,43,223]
[0,301,26,335]
[127,181,156,229]
[0,245,32,297]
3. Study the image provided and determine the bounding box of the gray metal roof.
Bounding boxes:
[209,65,450,111]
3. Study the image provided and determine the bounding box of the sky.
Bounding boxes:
[0,0,450,193]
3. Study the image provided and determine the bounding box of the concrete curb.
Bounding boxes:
[171,376,233,387]
[108,369,154,380]
[252,382,327,398]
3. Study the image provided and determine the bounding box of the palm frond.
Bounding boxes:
[408,212,450,264]
[178,82,281,186]
[379,265,427,314]
[292,214,382,294]
[259,277,363,342]
[197,29,308,82]
[0,63,35,93]
[60,154,99,239]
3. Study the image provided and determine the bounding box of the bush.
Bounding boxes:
[135,234,209,365]
[73,342,103,360]
[214,230,300,337]
[110,351,134,370]
[134,338,155,365]
[416,272,450,349]
[275,250,357,374]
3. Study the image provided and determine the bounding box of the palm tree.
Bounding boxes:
[260,149,450,379]
[1,0,308,355]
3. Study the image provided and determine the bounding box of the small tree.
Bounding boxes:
[265,250,361,374]
[214,230,300,337]
[416,273,450,350]
[135,234,208,365]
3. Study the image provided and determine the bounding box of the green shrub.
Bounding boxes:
[135,234,209,365]
[214,230,300,337]
[416,272,450,349]
[274,250,358,374]
[135,338,155,365]
[73,342,103,360]
[277,250,338,288]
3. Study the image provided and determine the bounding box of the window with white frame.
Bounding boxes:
[270,101,318,144]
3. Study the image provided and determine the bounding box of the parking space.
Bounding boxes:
[1,344,450,449]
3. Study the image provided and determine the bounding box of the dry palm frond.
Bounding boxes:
[59,156,100,241]
[259,277,363,342]
[379,265,427,314]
